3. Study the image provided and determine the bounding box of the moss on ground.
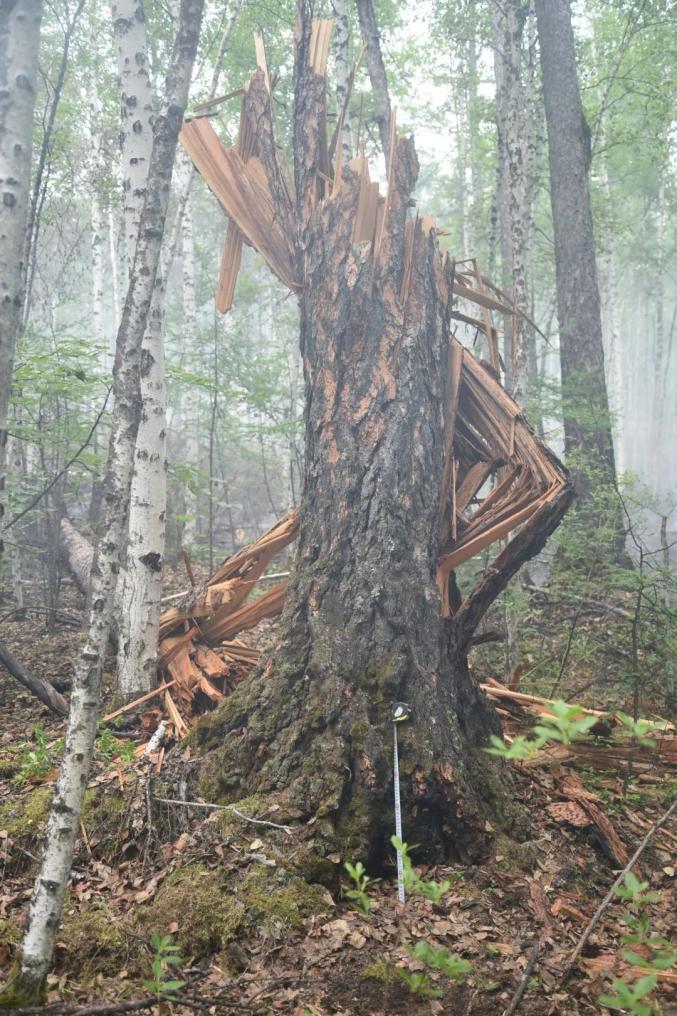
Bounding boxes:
[0,785,51,839]
[59,907,133,980]
[361,959,400,985]
[0,785,53,871]
[139,862,328,960]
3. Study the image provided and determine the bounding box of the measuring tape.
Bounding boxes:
[391,701,411,903]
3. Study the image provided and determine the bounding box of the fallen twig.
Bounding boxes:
[502,939,540,1016]
[101,681,176,723]
[152,795,294,834]
[562,795,677,980]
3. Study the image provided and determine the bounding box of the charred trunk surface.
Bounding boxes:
[196,142,513,866]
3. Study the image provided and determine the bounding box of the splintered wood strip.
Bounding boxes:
[471,257,500,372]
[101,681,177,723]
[179,119,295,290]
[197,676,224,702]
[352,160,379,244]
[438,340,463,528]
[158,628,198,669]
[202,580,288,641]
[216,220,244,312]
[309,19,333,76]
[454,281,513,315]
[164,689,190,739]
[375,108,398,261]
[254,32,271,92]
[220,640,260,664]
[194,644,230,678]
[439,493,548,574]
[451,309,501,348]
[208,509,299,587]
[455,460,495,515]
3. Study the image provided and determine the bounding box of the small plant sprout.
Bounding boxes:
[390,837,454,902]
[599,975,658,1016]
[343,861,378,914]
[597,870,676,1014]
[484,733,542,761]
[409,941,471,981]
[142,931,186,1005]
[613,871,660,909]
[615,712,668,748]
[531,701,599,746]
[397,969,442,999]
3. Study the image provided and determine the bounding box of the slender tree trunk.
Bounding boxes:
[1,3,204,1001]
[493,0,530,405]
[113,0,168,700]
[355,0,391,161]
[88,82,107,350]
[112,0,154,272]
[331,0,351,162]
[0,0,42,557]
[59,517,94,598]
[535,0,619,511]
[651,179,665,488]
[178,146,199,549]
[116,275,167,698]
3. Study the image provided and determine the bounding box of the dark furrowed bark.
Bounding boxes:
[535,0,621,517]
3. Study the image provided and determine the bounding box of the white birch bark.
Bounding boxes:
[177,147,198,547]
[0,0,42,556]
[5,2,204,1001]
[331,0,351,162]
[112,0,154,274]
[113,0,163,700]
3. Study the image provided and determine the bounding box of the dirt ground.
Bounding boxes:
[0,585,675,1015]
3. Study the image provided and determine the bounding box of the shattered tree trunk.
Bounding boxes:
[198,84,513,867]
[183,8,572,868]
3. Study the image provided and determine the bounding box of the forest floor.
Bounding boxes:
[0,577,675,1016]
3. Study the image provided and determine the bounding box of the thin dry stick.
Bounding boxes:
[153,795,293,834]
[562,795,677,980]
[100,680,176,722]
[502,940,540,1016]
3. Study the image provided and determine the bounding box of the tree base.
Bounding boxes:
[192,642,527,875]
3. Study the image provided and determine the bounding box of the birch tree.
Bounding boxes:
[0,0,42,557]
[0,1,204,1001]
[113,0,166,700]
